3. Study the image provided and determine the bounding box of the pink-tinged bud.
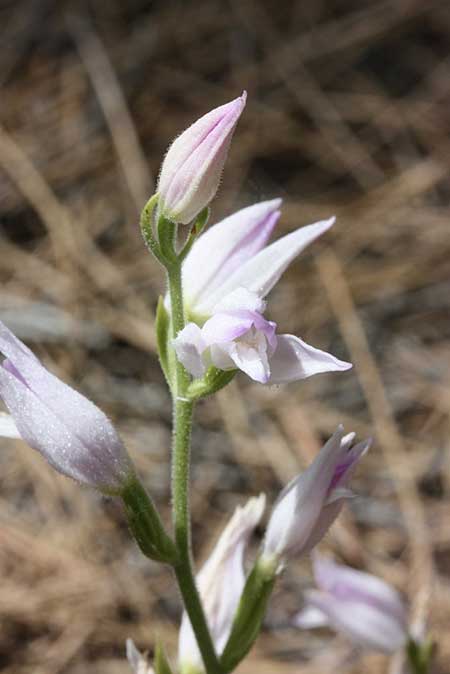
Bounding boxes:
[179,495,265,673]
[157,93,246,224]
[294,556,408,654]
[262,426,370,561]
[0,320,134,494]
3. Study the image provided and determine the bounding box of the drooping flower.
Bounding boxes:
[294,555,408,654]
[262,426,370,562]
[157,93,246,225]
[178,495,265,673]
[0,320,134,494]
[173,200,352,384]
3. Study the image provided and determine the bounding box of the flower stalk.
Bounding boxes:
[166,236,222,674]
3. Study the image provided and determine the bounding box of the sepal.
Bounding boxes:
[121,478,178,565]
[220,556,277,673]
[406,637,435,674]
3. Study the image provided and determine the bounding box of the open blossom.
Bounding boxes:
[158,93,246,225]
[262,426,370,562]
[179,495,265,673]
[294,555,408,654]
[0,320,134,494]
[173,200,351,384]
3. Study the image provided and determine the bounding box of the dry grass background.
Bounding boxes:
[0,0,449,672]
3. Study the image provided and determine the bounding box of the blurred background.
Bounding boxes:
[0,0,449,672]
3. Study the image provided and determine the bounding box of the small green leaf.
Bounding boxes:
[156,297,173,390]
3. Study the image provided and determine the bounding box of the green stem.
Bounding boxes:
[167,260,222,674]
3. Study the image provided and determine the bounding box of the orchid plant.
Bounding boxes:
[0,93,433,674]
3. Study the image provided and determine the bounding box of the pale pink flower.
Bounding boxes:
[173,200,351,384]
[294,555,408,654]
[262,426,370,561]
[158,93,246,225]
[0,320,133,494]
[179,495,265,673]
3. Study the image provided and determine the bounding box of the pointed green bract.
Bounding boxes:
[220,556,277,673]
[121,477,178,565]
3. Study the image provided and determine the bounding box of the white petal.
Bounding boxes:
[172,323,208,378]
[213,288,266,314]
[267,334,352,384]
[0,412,21,439]
[228,341,271,384]
[197,217,334,314]
[183,200,281,310]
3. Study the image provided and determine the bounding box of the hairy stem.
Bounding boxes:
[168,260,222,674]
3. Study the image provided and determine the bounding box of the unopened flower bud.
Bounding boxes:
[294,555,408,654]
[158,93,246,225]
[0,320,134,494]
[262,426,370,562]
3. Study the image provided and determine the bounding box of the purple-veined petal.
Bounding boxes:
[267,334,352,384]
[197,217,335,315]
[0,320,133,492]
[0,366,131,492]
[263,427,347,559]
[183,200,281,310]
